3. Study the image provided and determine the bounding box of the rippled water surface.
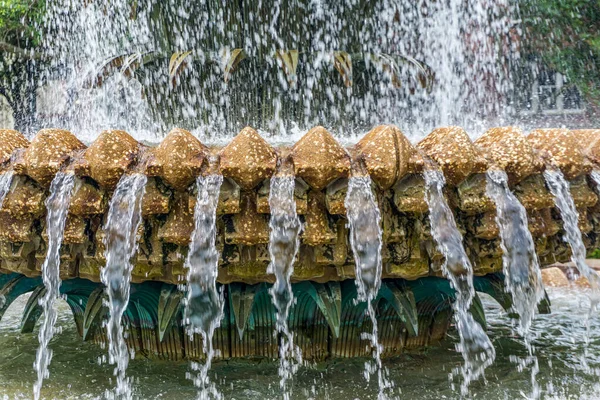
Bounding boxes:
[0,287,599,399]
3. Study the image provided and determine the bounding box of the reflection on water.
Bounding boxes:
[0,287,598,399]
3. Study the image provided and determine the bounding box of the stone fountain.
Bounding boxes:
[0,125,598,362]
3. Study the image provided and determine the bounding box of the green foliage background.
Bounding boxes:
[0,0,44,47]
[520,0,600,105]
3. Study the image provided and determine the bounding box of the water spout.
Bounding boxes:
[33,172,75,400]
[423,169,495,394]
[101,174,147,400]
[184,174,224,400]
[268,174,303,400]
[486,169,545,398]
[345,176,392,399]
[486,170,545,333]
[543,169,600,296]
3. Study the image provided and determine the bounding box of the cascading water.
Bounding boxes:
[411,0,515,134]
[267,174,303,400]
[591,170,600,191]
[543,169,600,295]
[486,169,545,398]
[42,0,156,141]
[101,174,147,400]
[486,170,545,331]
[184,175,224,400]
[33,172,75,400]
[344,176,392,400]
[544,168,600,373]
[423,169,495,395]
[39,1,516,141]
[0,171,13,208]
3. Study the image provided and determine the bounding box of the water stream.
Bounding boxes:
[544,168,600,376]
[33,172,75,400]
[344,176,392,399]
[101,174,147,400]
[184,174,224,400]
[591,170,600,190]
[543,170,600,296]
[0,171,14,208]
[423,169,496,394]
[267,175,303,400]
[486,169,545,398]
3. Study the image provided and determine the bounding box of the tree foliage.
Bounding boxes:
[0,0,44,48]
[519,0,600,104]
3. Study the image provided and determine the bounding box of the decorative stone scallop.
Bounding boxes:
[291,126,350,190]
[20,129,85,187]
[527,128,590,179]
[75,130,141,189]
[417,126,476,185]
[219,127,277,190]
[475,126,538,184]
[355,125,413,189]
[0,129,29,168]
[146,128,208,190]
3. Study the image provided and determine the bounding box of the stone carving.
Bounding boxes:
[19,129,85,187]
[291,126,350,190]
[0,125,597,288]
[219,127,277,190]
[74,130,141,189]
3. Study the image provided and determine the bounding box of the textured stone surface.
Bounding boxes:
[476,126,539,184]
[69,178,106,216]
[570,175,597,209]
[158,193,194,246]
[219,127,277,190]
[141,177,171,216]
[225,193,269,245]
[0,129,29,168]
[75,130,141,189]
[541,267,570,287]
[0,212,34,242]
[355,125,413,189]
[147,128,207,190]
[468,212,500,240]
[572,129,600,166]
[325,178,348,215]
[303,191,336,245]
[21,129,85,187]
[456,174,495,215]
[392,174,428,213]
[291,126,350,190]
[528,209,560,237]
[189,177,242,215]
[0,124,598,288]
[513,174,555,210]
[0,175,45,218]
[528,128,590,179]
[417,126,476,185]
